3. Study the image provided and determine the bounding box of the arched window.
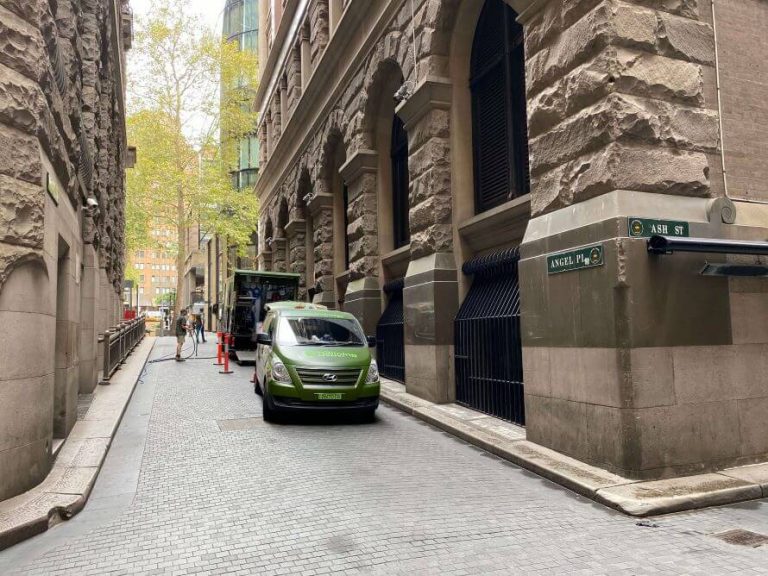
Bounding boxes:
[391,114,410,249]
[470,0,530,214]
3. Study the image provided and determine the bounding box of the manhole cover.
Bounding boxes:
[714,529,768,548]
[216,417,264,431]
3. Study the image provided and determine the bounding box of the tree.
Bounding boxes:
[127,0,259,313]
[154,290,177,308]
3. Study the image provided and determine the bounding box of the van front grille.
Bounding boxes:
[295,367,361,387]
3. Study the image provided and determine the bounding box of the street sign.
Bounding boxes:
[628,217,689,238]
[547,244,604,275]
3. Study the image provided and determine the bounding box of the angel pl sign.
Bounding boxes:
[547,244,604,275]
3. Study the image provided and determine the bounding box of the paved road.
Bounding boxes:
[1,337,767,575]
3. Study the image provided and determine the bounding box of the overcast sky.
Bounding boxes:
[130,0,225,33]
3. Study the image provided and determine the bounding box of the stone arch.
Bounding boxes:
[420,0,463,78]
[353,31,415,150]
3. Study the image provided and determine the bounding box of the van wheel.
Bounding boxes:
[358,409,377,423]
[254,376,263,396]
[262,392,278,422]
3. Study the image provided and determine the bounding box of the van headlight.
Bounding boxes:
[271,358,292,383]
[366,360,379,383]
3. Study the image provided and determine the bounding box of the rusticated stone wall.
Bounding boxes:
[524,0,721,216]
[0,0,128,502]
[0,0,127,293]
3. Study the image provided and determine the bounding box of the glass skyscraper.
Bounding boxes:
[223,0,259,190]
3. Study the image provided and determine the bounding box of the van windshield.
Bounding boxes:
[275,316,366,347]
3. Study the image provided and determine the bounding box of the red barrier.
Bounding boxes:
[219,333,233,375]
[214,331,224,366]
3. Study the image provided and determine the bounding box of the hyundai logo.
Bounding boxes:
[322,373,338,382]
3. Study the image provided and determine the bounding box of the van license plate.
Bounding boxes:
[315,393,344,400]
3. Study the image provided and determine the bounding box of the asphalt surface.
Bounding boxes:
[1,336,766,575]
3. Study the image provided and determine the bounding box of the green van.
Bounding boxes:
[253,303,380,421]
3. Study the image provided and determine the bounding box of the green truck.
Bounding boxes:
[253,303,380,421]
[220,270,301,364]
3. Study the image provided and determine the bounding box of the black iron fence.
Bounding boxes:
[100,315,147,382]
[454,248,525,425]
[376,278,405,383]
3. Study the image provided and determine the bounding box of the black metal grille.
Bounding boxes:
[455,248,524,425]
[295,367,361,387]
[376,279,405,383]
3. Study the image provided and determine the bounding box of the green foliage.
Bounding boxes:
[126,0,260,311]
[153,290,177,307]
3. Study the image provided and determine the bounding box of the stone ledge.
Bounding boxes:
[0,337,155,551]
[379,378,767,516]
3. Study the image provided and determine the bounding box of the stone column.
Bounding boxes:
[339,150,381,336]
[518,0,768,480]
[78,241,99,393]
[286,42,302,112]
[257,249,272,271]
[307,187,337,308]
[309,0,329,68]
[271,237,287,272]
[396,78,458,404]
[95,266,109,381]
[285,218,308,299]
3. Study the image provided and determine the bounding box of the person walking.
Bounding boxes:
[194,313,206,343]
[175,308,189,361]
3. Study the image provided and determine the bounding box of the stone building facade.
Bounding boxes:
[0,0,131,501]
[254,0,768,480]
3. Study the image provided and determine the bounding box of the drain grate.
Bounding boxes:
[714,529,768,548]
[216,417,264,431]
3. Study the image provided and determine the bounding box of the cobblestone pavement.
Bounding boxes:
[3,337,767,575]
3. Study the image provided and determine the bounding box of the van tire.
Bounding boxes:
[359,408,377,423]
[254,376,263,396]
[262,392,278,422]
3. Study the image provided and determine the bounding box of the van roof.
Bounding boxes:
[273,307,358,320]
[265,301,328,311]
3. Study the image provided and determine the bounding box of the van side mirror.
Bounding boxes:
[367,336,376,348]
[256,333,272,346]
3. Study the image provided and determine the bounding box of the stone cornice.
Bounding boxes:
[395,76,452,130]
[307,192,334,216]
[339,149,378,185]
[285,218,306,238]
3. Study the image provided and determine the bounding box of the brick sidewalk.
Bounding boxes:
[3,337,766,575]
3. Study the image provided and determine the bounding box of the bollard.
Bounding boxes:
[219,333,233,375]
[214,331,224,366]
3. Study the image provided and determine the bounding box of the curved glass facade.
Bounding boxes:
[223,0,259,188]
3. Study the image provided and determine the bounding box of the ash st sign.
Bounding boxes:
[628,217,689,238]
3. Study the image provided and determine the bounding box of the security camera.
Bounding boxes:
[393,82,414,104]
[86,197,99,208]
